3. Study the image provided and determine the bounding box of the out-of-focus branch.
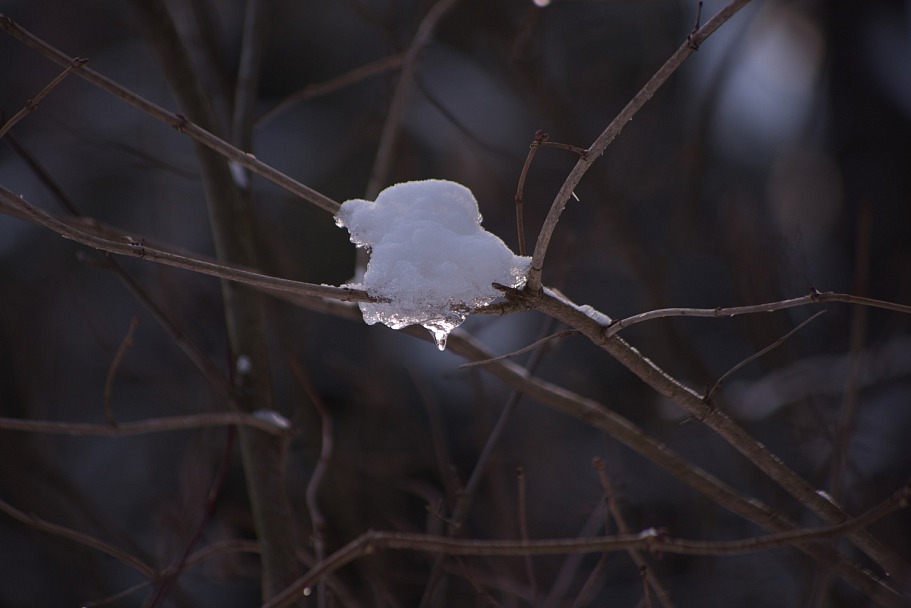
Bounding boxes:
[257,53,406,128]
[526,0,754,291]
[0,13,340,215]
[0,56,85,139]
[523,287,909,583]
[365,0,460,199]
[593,458,674,608]
[127,0,300,600]
[444,329,903,606]
[0,412,289,436]
[0,497,157,579]
[263,478,910,608]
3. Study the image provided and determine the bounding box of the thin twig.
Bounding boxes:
[442,329,905,606]
[257,53,406,127]
[458,329,579,369]
[230,0,267,154]
[0,496,156,579]
[0,56,86,139]
[422,318,557,604]
[263,479,910,608]
[0,412,289,436]
[831,201,875,503]
[542,497,608,608]
[706,310,826,401]
[529,288,909,581]
[365,0,460,199]
[0,13,340,214]
[102,316,141,427]
[593,458,674,608]
[4,133,82,215]
[288,358,334,608]
[87,254,233,396]
[146,428,237,607]
[514,131,547,257]
[516,467,539,605]
[0,186,373,303]
[605,289,911,338]
[526,0,754,291]
[82,539,262,607]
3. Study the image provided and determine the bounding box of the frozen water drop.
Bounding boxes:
[424,322,452,351]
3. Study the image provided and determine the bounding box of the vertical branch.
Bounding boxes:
[128,0,301,601]
[516,467,539,604]
[365,0,461,199]
[289,357,334,608]
[102,316,141,427]
[593,458,674,608]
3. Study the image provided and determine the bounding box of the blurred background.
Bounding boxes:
[1,0,910,606]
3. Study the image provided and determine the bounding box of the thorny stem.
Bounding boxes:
[526,0,754,291]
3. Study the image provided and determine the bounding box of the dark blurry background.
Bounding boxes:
[1,0,910,606]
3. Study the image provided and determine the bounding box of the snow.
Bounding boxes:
[336,180,530,349]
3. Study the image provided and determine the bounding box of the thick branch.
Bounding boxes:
[529,288,909,582]
[0,186,372,303]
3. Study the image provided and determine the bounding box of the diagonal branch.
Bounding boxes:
[527,287,909,583]
[0,186,372,303]
[0,56,86,139]
[526,0,754,291]
[0,13,339,214]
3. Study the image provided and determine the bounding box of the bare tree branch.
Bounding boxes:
[526,0,754,291]
[263,478,910,608]
[0,186,372,303]
[0,13,340,214]
[0,412,290,436]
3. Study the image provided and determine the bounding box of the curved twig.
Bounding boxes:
[706,310,826,400]
[606,290,911,338]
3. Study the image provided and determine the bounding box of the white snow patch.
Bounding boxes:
[252,409,291,429]
[336,180,530,350]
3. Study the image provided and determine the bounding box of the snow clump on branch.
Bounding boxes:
[336,180,530,350]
